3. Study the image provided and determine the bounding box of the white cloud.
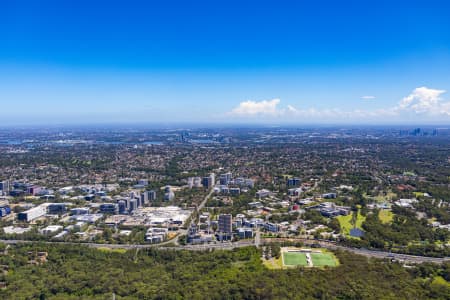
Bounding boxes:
[361,95,376,100]
[226,87,450,123]
[397,86,447,114]
[229,100,385,120]
[440,102,450,116]
[286,105,299,114]
[230,98,282,116]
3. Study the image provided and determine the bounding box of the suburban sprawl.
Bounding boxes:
[0,126,449,299]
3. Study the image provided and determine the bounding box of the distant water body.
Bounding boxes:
[0,140,23,145]
[143,141,163,145]
[189,139,215,144]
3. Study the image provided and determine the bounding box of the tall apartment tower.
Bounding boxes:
[147,190,157,201]
[219,172,232,185]
[202,173,215,189]
[218,214,232,234]
[0,180,10,194]
[140,192,149,206]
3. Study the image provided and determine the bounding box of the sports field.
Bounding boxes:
[310,252,337,267]
[281,248,338,268]
[283,252,308,266]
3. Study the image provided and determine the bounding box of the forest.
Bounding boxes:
[0,243,449,299]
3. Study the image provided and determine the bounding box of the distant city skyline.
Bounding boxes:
[1,1,450,125]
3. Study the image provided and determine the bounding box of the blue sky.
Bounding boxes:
[1,0,450,125]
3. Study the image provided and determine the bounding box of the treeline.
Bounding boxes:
[0,243,449,299]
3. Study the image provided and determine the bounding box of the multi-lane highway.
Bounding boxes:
[1,238,448,264]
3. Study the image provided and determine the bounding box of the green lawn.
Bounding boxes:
[379,210,394,224]
[97,247,127,254]
[337,214,353,235]
[283,252,308,266]
[279,249,339,268]
[337,210,366,236]
[310,253,337,267]
[364,192,397,203]
[403,171,416,176]
[432,276,450,288]
[263,256,283,269]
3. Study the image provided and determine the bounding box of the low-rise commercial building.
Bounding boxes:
[18,204,47,222]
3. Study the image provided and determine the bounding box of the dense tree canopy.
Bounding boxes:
[356,207,450,257]
[0,243,449,299]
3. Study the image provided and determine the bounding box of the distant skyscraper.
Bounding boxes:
[412,128,422,136]
[180,131,189,142]
[432,129,438,136]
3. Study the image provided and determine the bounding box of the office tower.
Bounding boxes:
[0,180,10,193]
[140,192,148,206]
[202,176,212,189]
[129,198,137,213]
[138,179,149,186]
[202,173,215,189]
[218,214,232,234]
[147,190,157,201]
[287,177,301,187]
[118,200,127,214]
[99,203,118,214]
[219,172,232,185]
